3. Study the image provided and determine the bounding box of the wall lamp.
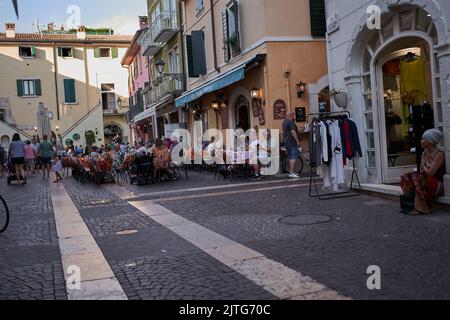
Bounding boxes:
[297,82,307,98]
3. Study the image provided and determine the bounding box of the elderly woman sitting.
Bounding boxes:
[401,129,446,215]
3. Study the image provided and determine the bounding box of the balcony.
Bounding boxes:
[152,11,178,43]
[129,102,144,122]
[139,29,162,57]
[151,76,184,102]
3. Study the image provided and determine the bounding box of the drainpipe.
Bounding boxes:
[210,0,219,73]
[52,42,60,120]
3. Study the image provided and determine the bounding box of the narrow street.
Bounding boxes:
[1,172,450,300]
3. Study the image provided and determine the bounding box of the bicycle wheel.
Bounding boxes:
[283,156,304,175]
[0,195,10,234]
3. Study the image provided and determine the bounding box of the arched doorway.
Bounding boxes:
[347,4,441,184]
[104,124,122,145]
[235,95,251,132]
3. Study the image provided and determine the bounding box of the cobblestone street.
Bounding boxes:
[1,172,450,300]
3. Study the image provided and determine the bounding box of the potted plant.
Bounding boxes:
[330,88,348,108]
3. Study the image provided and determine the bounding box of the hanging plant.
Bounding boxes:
[72,133,81,141]
[330,88,348,108]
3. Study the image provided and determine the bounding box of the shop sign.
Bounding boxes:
[327,13,340,34]
[273,99,287,120]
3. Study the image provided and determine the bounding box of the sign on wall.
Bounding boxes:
[295,107,306,123]
[273,99,287,120]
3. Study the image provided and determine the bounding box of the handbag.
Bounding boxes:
[400,191,415,214]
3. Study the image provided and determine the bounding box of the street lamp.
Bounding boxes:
[155,57,184,82]
[251,87,260,99]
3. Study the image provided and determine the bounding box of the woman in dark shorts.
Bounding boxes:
[9,133,26,184]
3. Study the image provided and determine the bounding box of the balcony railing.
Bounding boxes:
[151,76,184,102]
[139,28,162,57]
[129,102,144,122]
[151,11,178,43]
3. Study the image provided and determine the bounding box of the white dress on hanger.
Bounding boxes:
[323,120,345,190]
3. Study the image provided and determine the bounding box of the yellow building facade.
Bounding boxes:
[0,24,132,149]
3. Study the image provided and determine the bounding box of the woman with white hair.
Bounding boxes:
[401,129,446,215]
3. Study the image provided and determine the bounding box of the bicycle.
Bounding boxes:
[281,146,310,175]
[0,194,10,234]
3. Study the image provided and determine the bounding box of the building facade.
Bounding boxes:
[133,0,185,141]
[0,24,132,149]
[122,17,153,146]
[176,0,328,147]
[325,0,450,197]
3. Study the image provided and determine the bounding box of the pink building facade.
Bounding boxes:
[122,16,154,146]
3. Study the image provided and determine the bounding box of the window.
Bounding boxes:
[100,48,111,58]
[169,46,182,89]
[196,0,204,14]
[222,0,241,62]
[19,46,35,58]
[94,48,118,59]
[64,79,77,104]
[0,110,5,122]
[58,47,74,58]
[101,83,116,111]
[17,79,41,97]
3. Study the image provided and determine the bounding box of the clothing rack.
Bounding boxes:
[307,111,363,200]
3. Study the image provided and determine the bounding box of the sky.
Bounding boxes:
[0,0,148,35]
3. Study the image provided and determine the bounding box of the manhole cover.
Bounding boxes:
[277,215,331,226]
[84,200,113,206]
[115,229,139,235]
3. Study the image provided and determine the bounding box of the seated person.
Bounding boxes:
[401,129,446,215]
[150,138,174,179]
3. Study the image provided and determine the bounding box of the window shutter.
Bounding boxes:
[34,79,42,96]
[222,11,230,62]
[185,35,198,78]
[31,46,37,57]
[310,0,327,38]
[191,30,207,76]
[17,80,24,97]
[57,47,63,57]
[64,79,76,103]
[94,48,101,58]
[230,1,240,56]
[68,47,74,58]
[112,47,119,59]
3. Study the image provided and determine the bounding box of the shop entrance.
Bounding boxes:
[104,124,122,145]
[235,95,251,132]
[377,41,435,183]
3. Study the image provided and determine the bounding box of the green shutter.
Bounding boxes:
[17,80,24,97]
[310,0,326,38]
[64,79,76,103]
[94,48,101,58]
[57,47,62,57]
[31,46,36,57]
[69,47,74,58]
[191,30,207,76]
[34,79,42,96]
[186,35,198,78]
[111,47,118,59]
[222,11,230,62]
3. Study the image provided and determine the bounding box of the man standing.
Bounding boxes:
[39,135,53,179]
[282,112,301,178]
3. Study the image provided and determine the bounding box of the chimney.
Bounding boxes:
[47,22,54,33]
[77,25,86,39]
[5,23,16,39]
[139,16,149,30]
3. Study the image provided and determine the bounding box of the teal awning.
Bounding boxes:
[176,66,245,107]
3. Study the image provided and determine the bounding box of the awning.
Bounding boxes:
[175,54,265,107]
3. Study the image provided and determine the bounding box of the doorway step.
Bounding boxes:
[359,183,450,206]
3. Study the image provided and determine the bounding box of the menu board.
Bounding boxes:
[295,107,306,122]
